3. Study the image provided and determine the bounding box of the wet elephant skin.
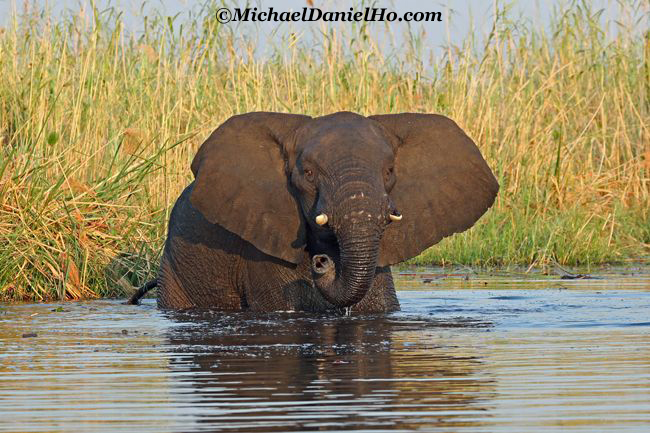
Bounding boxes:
[153,111,498,312]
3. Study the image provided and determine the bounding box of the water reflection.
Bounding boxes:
[164,311,496,431]
[1,278,650,432]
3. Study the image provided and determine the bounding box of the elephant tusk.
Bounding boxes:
[389,212,402,222]
[315,213,328,226]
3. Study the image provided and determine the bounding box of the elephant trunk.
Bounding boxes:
[312,227,380,307]
[311,183,384,309]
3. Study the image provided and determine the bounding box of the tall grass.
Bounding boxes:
[0,1,648,301]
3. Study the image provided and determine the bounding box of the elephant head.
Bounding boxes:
[190,112,498,307]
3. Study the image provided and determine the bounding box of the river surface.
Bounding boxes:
[1,267,649,432]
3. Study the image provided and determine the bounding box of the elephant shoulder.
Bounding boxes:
[167,182,242,252]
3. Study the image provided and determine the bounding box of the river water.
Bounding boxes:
[1,267,649,432]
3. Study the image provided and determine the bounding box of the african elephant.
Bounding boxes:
[129,112,498,312]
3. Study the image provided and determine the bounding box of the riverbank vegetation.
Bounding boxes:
[0,1,648,301]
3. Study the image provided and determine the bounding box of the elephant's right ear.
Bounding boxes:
[370,113,499,266]
[190,112,312,264]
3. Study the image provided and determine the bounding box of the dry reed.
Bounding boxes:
[0,1,647,301]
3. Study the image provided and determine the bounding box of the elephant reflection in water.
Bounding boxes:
[164,312,496,431]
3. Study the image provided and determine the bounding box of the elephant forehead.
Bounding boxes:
[303,138,393,166]
[299,124,393,161]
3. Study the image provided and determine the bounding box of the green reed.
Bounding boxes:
[0,1,647,301]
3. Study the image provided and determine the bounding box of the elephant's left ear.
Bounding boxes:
[370,113,499,266]
[190,112,312,264]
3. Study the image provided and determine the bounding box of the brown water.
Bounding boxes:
[1,267,649,432]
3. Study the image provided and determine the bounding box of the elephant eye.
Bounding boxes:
[304,168,314,181]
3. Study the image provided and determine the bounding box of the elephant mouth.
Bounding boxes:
[308,230,340,298]
[308,230,339,272]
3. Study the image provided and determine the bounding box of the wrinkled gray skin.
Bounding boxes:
[131,112,499,313]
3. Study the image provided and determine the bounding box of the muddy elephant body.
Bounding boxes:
[144,111,498,312]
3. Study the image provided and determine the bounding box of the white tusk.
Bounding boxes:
[315,214,328,226]
[389,213,402,222]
